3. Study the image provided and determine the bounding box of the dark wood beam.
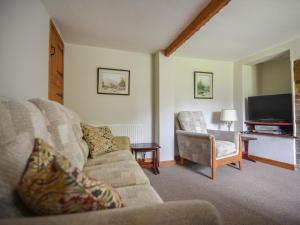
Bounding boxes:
[164,0,231,57]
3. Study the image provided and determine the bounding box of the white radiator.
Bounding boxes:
[108,124,144,143]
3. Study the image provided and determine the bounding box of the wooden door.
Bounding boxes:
[49,20,64,104]
[294,60,300,95]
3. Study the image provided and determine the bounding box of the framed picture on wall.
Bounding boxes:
[97,67,130,95]
[194,71,213,99]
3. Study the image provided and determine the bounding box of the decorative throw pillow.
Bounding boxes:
[81,124,115,158]
[17,138,124,215]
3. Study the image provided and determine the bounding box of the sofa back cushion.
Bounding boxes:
[177,111,207,133]
[0,97,53,218]
[29,98,87,169]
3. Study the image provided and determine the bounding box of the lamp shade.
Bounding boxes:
[220,109,237,122]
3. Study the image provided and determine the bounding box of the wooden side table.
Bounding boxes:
[242,136,257,162]
[131,143,160,175]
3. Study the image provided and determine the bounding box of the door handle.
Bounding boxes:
[50,46,55,55]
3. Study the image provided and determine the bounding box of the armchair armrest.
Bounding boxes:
[176,130,213,140]
[0,200,222,225]
[176,130,214,166]
[112,136,130,151]
[207,130,235,141]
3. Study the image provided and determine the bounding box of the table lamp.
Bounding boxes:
[220,109,237,131]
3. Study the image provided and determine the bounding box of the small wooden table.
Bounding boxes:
[242,136,257,162]
[131,143,160,175]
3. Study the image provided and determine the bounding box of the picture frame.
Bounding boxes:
[97,67,130,96]
[194,71,213,99]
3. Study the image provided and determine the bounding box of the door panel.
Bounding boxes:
[49,20,64,104]
[295,60,300,83]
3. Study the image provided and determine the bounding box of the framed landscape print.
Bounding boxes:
[194,71,213,99]
[97,67,130,95]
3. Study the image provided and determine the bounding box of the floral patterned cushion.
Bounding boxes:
[17,138,124,215]
[81,124,115,158]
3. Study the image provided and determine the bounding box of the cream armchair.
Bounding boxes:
[176,111,242,179]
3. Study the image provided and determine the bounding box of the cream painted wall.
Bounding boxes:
[294,38,300,60]
[0,0,49,99]
[174,57,234,130]
[155,52,176,161]
[242,65,258,120]
[64,43,153,142]
[155,53,234,160]
[243,65,258,98]
[257,57,292,95]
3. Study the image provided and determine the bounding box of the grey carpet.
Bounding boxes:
[144,160,300,225]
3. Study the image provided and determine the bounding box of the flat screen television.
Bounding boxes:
[247,94,293,123]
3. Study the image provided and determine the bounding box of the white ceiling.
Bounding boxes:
[42,0,300,61]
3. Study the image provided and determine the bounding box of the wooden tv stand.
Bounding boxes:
[244,120,294,138]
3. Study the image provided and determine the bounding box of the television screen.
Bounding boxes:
[248,94,293,122]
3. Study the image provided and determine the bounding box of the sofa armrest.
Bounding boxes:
[112,136,130,151]
[0,200,222,225]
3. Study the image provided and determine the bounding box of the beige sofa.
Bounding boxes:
[0,97,222,225]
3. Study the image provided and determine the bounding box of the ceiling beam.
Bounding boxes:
[164,0,231,57]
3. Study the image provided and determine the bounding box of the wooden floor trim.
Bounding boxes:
[249,155,296,170]
[140,158,176,168]
[160,160,177,168]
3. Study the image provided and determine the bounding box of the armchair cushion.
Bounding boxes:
[216,141,237,159]
[207,129,240,151]
[177,111,207,133]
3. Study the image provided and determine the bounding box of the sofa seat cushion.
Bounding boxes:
[18,139,124,215]
[85,150,135,167]
[83,161,149,188]
[29,98,86,170]
[116,185,163,207]
[216,140,237,159]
